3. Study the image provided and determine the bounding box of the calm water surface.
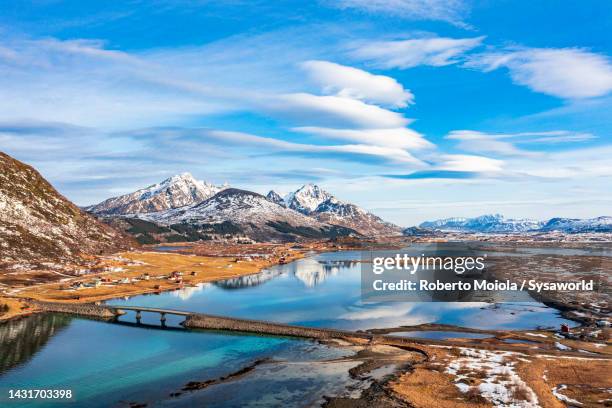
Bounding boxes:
[111,250,576,331]
[0,250,576,407]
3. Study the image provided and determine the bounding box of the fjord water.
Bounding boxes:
[111,250,575,331]
[0,251,575,407]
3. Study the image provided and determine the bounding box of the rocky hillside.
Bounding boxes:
[86,173,226,215]
[0,152,133,265]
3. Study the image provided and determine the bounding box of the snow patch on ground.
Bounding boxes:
[555,342,572,351]
[552,384,583,406]
[446,348,540,407]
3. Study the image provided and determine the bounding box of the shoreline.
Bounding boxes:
[0,243,310,320]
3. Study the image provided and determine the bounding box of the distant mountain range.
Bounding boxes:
[413,214,612,234]
[87,174,401,242]
[0,152,133,265]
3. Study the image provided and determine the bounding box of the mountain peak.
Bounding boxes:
[166,172,196,183]
[285,183,333,214]
[87,173,227,215]
[266,190,285,206]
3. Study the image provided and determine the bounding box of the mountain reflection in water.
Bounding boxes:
[215,258,359,289]
[0,313,71,374]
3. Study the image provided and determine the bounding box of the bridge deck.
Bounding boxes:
[107,305,191,316]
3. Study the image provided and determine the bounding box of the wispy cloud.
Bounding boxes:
[268,93,409,128]
[324,0,470,26]
[466,47,612,99]
[446,130,596,156]
[437,154,504,172]
[204,129,426,165]
[381,153,505,181]
[292,126,433,149]
[301,60,414,107]
[350,36,484,69]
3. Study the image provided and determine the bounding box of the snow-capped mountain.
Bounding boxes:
[313,197,401,237]
[419,214,544,233]
[0,152,132,264]
[540,216,612,233]
[87,173,226,215]
[284,183,333,214]
[266,190,286,207]
[141,188,356,242]
[282,184,401,236]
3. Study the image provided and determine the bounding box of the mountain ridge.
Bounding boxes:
[87,177,400,238]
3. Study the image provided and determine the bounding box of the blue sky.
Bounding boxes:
[0,0,611,225]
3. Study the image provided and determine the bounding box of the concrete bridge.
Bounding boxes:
[108,305,191,325]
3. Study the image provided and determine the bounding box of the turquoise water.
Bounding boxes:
[0,250,576,407]
[0,316,355,407]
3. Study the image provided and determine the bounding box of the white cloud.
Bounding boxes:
[270,93,409,128]
[326,0,469,25]
[351,36,484,69]
[446,130,596,156]
[437,154,504,172]
[466,48,612,99]
[447,130,530,156]
[206,129,425,165]
[301,60,414,107]
[292,126,433,149]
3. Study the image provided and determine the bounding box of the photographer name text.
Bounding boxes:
[372,279,595,293]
